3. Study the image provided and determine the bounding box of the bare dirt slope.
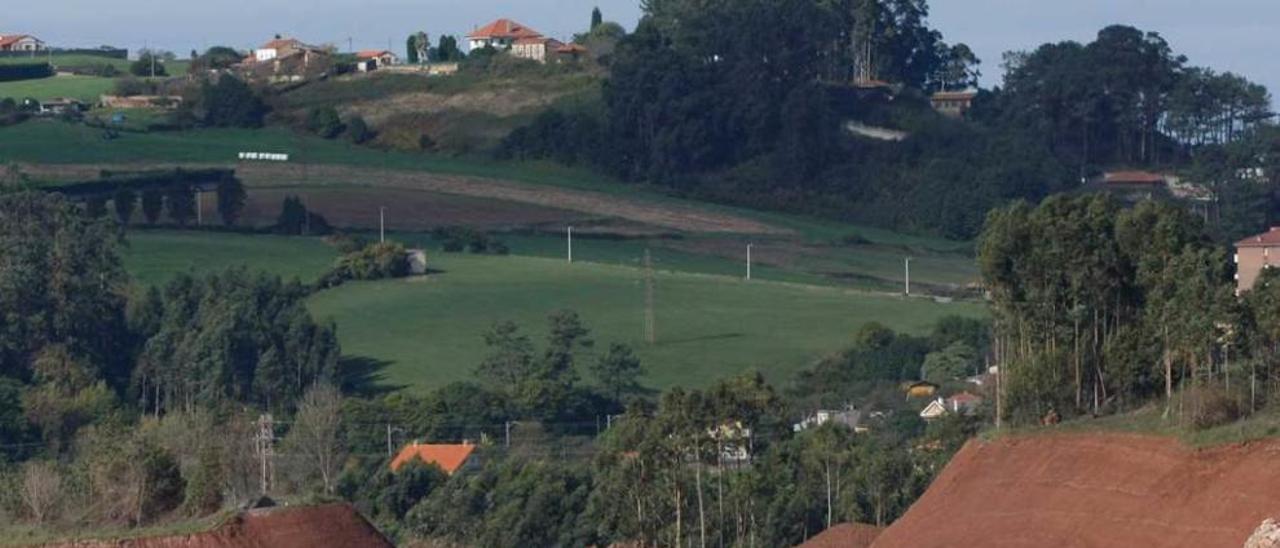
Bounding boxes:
[798,523,883,547]
[37,504,391,548]
[874,433,1280,548]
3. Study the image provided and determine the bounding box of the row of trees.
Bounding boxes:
[980,194,1280,424]
[83,177,246,227]
[985,25,1273,169]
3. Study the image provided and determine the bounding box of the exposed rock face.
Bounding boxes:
[873,433,1280,548]
[1245,519,1280,548]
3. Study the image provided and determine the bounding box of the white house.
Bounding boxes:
[793,407,864,433]
[0,34,46,52]
[254,37,322,63]
[356,50,399,71]
[467,19,544,52]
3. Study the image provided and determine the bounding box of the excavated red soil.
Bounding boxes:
[874,433,1280,547]
[40,503,391,548]
[798,523,883,547]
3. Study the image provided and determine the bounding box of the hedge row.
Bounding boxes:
[0,63,52,82]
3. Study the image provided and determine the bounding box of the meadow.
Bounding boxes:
[120,230,983,392]
[0,54,189,101]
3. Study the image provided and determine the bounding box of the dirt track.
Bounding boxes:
[23,162,788,235]
[35,504,391,548]
[874,433,1280,548]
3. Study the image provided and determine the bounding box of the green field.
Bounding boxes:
[121,230,336,287]
[309,254,982,391]
[0,75,115,102]
[119,230,981,391]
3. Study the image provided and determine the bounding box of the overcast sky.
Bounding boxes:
[8,0,1276,100]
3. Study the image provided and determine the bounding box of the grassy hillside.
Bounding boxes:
[309,253,982,391]
[0,75,114,102]
[121,230,336,287]
[119,230,981,391]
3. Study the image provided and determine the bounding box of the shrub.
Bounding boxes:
[347,115,372,144]
[1183,385,1242,430]
[307,106,344,139]
[319,242,412,288]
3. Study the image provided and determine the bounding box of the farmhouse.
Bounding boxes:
[467,18,543,52]
[356,50,399,70]
[254,37,326,64]
[1235,227,1280,293]
[929,89,977,118]
[0,34,46,52]
[919,393,984,421]
[390,442,477,474]
[793,407,865,433]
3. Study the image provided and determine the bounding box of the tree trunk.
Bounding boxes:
[696,460,706,548]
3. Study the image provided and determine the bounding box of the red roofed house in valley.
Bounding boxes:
[468,19,543,51]
[0,34,46,52]
[356,50,399,71]
[1235,227,1280,293]
[390,442,477,474]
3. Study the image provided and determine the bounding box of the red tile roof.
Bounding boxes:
[1236,227,1280,248]
[556,43,589,54]
[261,38,303,50]
[1103,170,1166,185]
[356,50,393,59]
[468,18,543,40]
[931,90,979,100]
[949,392,983,405]
[0,35,34,48]
[390,442,476,474]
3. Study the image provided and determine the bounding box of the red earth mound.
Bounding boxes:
[873,433,1280,547]
[798,523,884,547]
[39,503,391,548]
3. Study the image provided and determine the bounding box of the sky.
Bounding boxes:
[7,0,1277,100]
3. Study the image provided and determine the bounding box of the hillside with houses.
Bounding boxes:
[2,1,1280,547]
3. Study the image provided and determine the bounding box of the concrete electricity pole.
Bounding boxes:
[746,243,753,280]
[644,248,655,344]
[379,207,386,243]
[904,257,912,296]
[567,226,573,263]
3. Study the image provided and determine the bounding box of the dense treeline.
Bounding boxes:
[500,1,1275,239]
[979,193,1280,425]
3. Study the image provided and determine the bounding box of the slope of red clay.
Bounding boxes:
[874,433,1280,548]
[39,503,391,548]
[798,523,883,547]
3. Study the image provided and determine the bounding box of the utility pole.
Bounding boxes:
[255,414,275,494]
[386,424,393,457]
[379,206,386,243]
[644,248,656,344]
[567,226,573,263]
[904,257,912,296]
[348,37,354,54]
[746,243,753,280]
[195,190,202,226]
[504,421,514,448]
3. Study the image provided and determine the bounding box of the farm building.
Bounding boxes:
[0,34,46,52]
[467,18,543,52]
[929,89,978,118]
[356,50,399,71]
[391,442,477,474]
[1235,226,1280,293]
[793,407,865,433]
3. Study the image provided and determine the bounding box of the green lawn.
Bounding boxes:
[308,253,984,392]
[0,75,115,102]
[121,230,336,287]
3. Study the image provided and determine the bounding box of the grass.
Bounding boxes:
[308,253,984,392]
[0,75,115,102]
[983,404,1280,449]
[121,230,336,287]
[0,510,230,547]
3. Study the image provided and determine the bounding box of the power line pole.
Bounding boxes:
[196,190,202,226]
[567,226,573,263]
[380,206,386,243]
[254,414,275,494]
[904,257,912,296]
[644,248,656,344]
[746,243,753,280]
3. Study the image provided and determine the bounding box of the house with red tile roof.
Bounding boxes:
[254,37,325,63]
[1235,227,1280,293]
[0,34,45,52]
[467,19,544,52]
[390,442,477,474]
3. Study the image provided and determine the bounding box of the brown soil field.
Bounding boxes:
[874,433,1280,547]
[25,162,788,235]
[798,523,883,547]
[35,503,390,548]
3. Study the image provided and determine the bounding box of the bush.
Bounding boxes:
[318,242,412,288]
[1183,385,1242,430]
[347,115,372,144]
[431,227,507,255]
[307,106,344,139]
